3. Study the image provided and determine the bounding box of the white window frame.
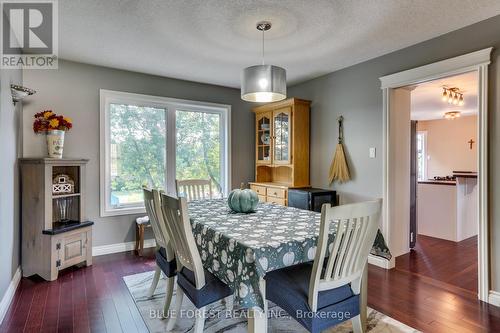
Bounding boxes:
[99,89,231,217]
[416,130,427,181]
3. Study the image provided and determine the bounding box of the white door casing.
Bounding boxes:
[378,47,492,302]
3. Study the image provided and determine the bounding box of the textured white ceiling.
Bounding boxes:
[411,71,478,121]
[59,0,500,88]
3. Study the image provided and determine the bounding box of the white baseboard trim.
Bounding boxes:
[368,254,395,269]
[0,266,21,325]
[488,290,500,307]
[92,239,156,256]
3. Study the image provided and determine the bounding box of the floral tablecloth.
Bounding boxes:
[188,199,389,310]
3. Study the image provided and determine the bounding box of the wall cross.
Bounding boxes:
[468,139,475,150]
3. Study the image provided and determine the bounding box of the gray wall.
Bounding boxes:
[17,15,500,292]
[22,60,254,247]
[0,68,22,302]
[289,15,500,290]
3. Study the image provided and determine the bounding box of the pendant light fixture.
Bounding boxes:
[441,87,465,106]
[241,21,286,103]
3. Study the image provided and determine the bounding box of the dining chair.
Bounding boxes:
[265,199,382,333]
[142,187,177,315]
[158,192,233,333]
[175,179,213,201]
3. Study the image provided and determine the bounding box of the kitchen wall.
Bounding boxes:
[22,60,254,247]
[288,14,500,290]
[418,116,478,178]
[0,68,22,317]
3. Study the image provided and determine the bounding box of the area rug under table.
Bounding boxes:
[124,271,419,333]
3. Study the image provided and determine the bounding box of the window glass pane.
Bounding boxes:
[176,110,222,197]
[109,103,166,207]
[417,132,425,181]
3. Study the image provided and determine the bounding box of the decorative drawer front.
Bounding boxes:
[258,195,266,202]
[266,187,286,199]
[250,185,267,196]
[266,196,286,205]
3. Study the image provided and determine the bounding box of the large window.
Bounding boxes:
[100,90,230,216]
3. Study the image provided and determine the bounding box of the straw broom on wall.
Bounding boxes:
[329,116,351,183]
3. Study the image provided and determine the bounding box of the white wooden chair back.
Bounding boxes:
[142,187,174,260]
[159,191,206,288]
[176,179,212,201]
[308,199,382,311]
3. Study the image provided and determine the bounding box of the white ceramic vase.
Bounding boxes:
[46,130,65,158]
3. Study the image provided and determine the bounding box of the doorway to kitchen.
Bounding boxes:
[379,47,491,302]
[396,72,479,293]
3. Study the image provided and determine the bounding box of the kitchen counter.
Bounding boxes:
[417,175,477,242]
[454,172,478,179]
[418,180,456,185]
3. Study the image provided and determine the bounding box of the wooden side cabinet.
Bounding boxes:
[20,158,93,281]
[250,98,311,205]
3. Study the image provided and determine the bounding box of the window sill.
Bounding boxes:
[100,206,146,217]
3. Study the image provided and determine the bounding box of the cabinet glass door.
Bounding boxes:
[256,113,272,164]
[273,108,291,164]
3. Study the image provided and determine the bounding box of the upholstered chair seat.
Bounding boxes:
[265,262,359,333]
[155,247,177,278]
[177,266,233,308]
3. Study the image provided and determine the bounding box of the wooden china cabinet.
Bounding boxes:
[249,98,311,205]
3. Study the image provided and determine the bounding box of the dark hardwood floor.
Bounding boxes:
[2,245,499,333]
[396,234,478,293]
[368,265,500,332]
[0,249,157,333]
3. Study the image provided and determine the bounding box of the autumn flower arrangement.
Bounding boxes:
[34,110,73,158]
[33,110,72,133]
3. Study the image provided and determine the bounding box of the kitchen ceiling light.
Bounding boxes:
[441,88,448,102]
[241,21,286,103]
[458,94,465,106]
[441,87,464,106]
[444,111,461,120]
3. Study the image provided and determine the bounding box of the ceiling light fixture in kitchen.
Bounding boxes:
[441,87,464,106]
[444,111,461,120]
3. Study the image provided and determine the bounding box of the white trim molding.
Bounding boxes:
[0,266,21,325]
[379,47,492,303]
[489,291,500,307]
[92,239,156,256]
[368,254,395,269]
[380,48,493,89]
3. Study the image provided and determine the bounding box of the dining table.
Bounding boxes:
[187,198,375,333]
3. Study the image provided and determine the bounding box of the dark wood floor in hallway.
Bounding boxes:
[1,246,499,333]
[396,234,478,293]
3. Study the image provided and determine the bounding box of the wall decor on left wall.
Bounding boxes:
[10,84,35,105]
